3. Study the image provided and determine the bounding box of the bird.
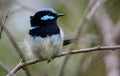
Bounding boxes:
[24,8,65,62]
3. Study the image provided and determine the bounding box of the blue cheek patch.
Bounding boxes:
[29,26,39,30]
[41,15,55,20]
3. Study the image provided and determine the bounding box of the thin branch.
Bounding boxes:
[73,0,102,43]
[58,0,90,75]
[0,21,31,76]
[0,9,9,38]
[7,45,120,76]
[58,0,105,76]
[93,1,120,76]
[86,0,106,20]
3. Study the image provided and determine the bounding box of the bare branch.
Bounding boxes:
[58,0,105,76]
[86,0,106,20]
[0,21,31,76]
[7,45,120,76]
[0,9,9,38]
[93,2,120,76]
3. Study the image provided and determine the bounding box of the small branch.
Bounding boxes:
[7,45,120,76]
[0,21,31,76]
[0,9,9,38]
[93,2,120,76]
[86,0,106,20]
[58,0,105,76]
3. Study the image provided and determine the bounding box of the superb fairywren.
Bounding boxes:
[25,8,64,61]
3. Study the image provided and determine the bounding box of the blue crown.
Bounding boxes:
[36,8,56,14]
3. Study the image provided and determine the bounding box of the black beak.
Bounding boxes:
[57,14,64,17]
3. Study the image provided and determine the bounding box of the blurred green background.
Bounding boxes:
[0,0,120,76]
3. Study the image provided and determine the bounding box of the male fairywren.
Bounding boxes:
[25,8,64,61]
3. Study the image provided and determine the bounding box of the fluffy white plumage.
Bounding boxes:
[24,30,63,60]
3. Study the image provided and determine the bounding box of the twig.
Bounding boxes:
[93,2,120,76]
[0,21,31,76]
[86,0,106,19]
[58,1,91,75]
[0,9,10,38]
[7,45,120,76]
[58,0,104,76]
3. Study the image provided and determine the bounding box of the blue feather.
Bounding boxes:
[41,15,55,20]
[29,26,39,30]
[38,8,56,14]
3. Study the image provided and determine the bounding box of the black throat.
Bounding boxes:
[29,20,60,38]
